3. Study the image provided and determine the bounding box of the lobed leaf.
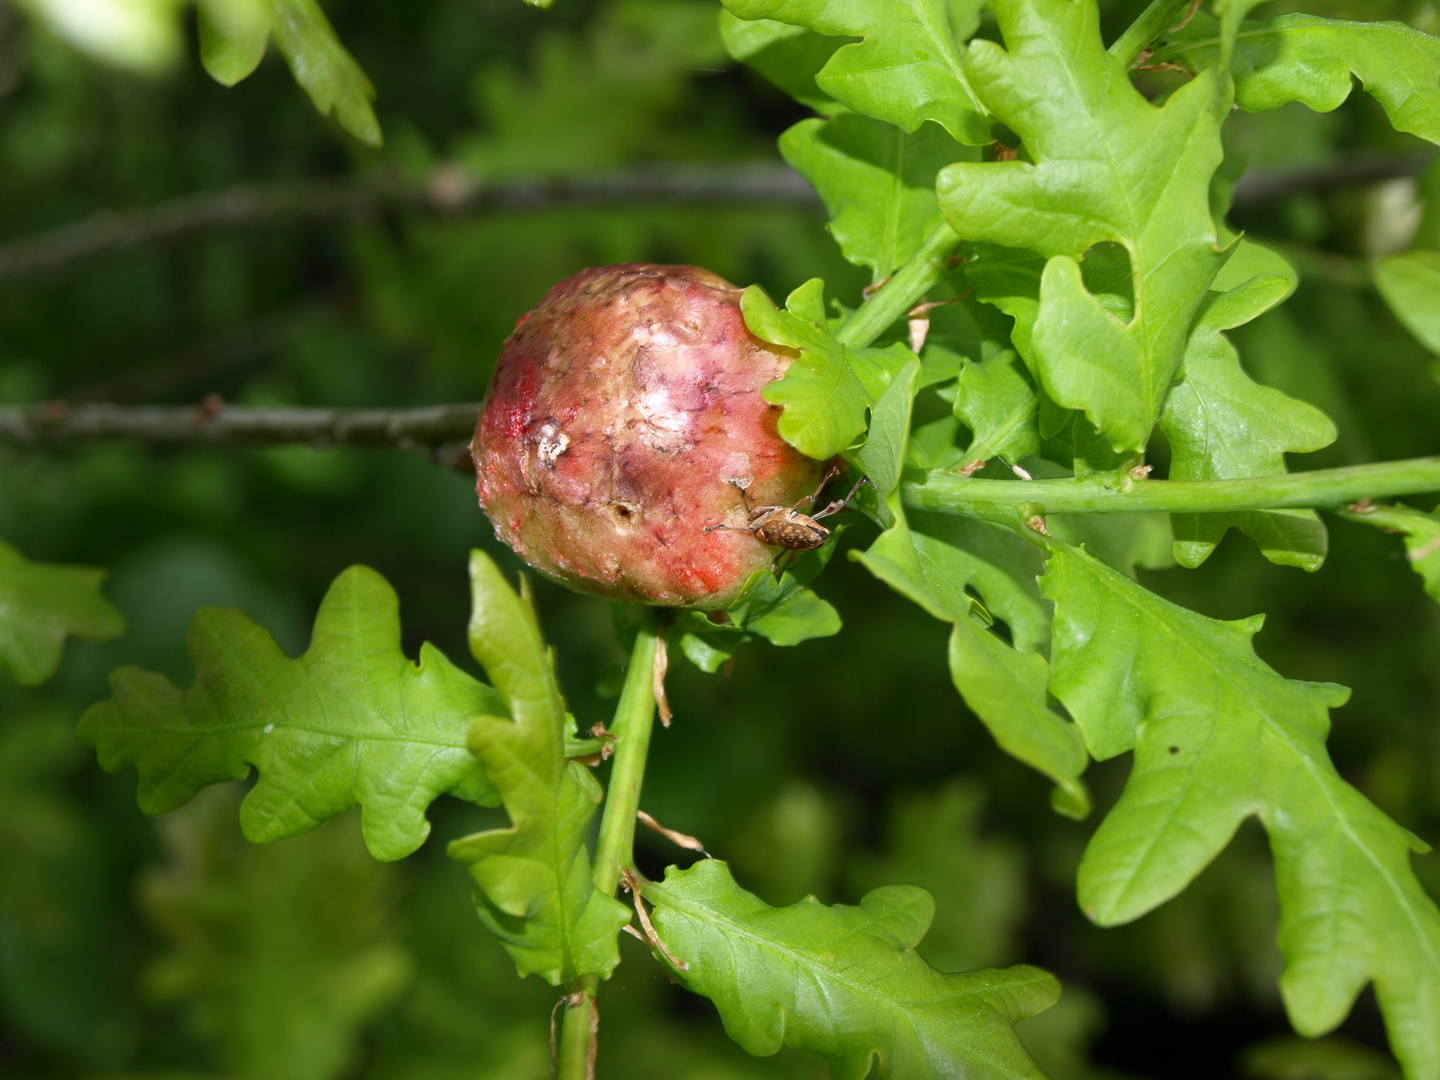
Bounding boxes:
[1155,13,1440,146]
[780,115,976,281]
[0,539,124,687]
[643,859,1059,1080]
[948,615,1089,819]
[447,552,629,985]
[1375,252,1440,357]
[721,0,990,143]
[198,0,382,146]
[1159,252,1336,570]
[938,0,1227,453]
[744,279,911,460]
[953,349,1039,464]
[1041,542,1440,1080]
[79,565,498,862]
[855,500,1088,813]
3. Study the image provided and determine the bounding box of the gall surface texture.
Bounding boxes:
[473,264,826,608]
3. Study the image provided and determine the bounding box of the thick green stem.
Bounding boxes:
[556,621,659,1080]
[834,222,962,349]
[902,458,1440,517]
[591,623,659,896]
[1108,0,1194,67]
[556,987,595,1080]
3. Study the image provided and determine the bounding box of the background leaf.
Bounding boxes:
[141,786,412,1080]
[644,858,1059,1080]
[938,0,1227,453]
[1375,252,1440,357]
[79,564,498,862]
[446,552,630,985]
[1042,541,1440,1080]
[0,539,124,687]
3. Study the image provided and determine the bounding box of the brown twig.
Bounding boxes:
[0,399,481,467]
[0,163,821,285]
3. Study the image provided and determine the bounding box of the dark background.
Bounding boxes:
[1,0,1439,1077]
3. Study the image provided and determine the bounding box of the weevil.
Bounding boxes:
[704,466,869,551]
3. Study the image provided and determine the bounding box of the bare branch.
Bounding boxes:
[0,163,821,285]
[4,152,1427,288]
[0,400,482,468]
[1230,152,1434,211]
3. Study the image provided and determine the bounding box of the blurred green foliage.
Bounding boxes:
[0,0,1438,1077]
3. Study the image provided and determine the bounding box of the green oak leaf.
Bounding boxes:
[953,349,1039,464]
[447,552,629,985]
[1155,13,1440,146]
[1344,505,1440,605]
[718,11,842,114]
[1041,542,1440,1080]
[855,499,1087,814]
[728,534,844,646]
[854,502,1048,652]
[1159,265,1337,571]
[643,859,1059,1080]
[721,0,991,143]
[780,114,976,282]
[79,565,498,862]
[1375,252,1440,357]
[0,539,124,687]
[948,615,1089,819]
[744,279,911,459]
[197,0,382,146]
[938,0,1227,453]
[141,786,412,1080]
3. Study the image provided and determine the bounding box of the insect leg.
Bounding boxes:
[725,478,757,515]
[811,475,874,521]
[703,522,755,535]
[794,462,845,510]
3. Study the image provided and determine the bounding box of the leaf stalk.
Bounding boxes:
[1108,0,1197,67]
[833,222,962,349]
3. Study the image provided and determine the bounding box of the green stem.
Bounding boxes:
[834,222,962,350]
[556,621,659,1080]
[1108,0,1194,67]
[591,622,660,896]
[556,987,594,1080]
[902,458,1440,517]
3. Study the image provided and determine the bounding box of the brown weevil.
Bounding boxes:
[704,466,869,551]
